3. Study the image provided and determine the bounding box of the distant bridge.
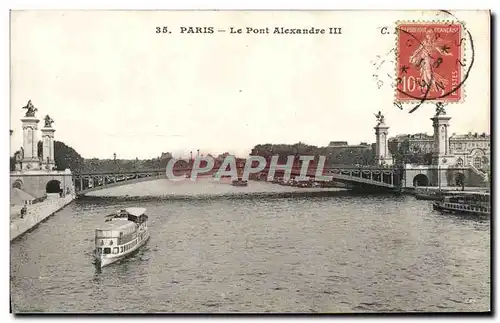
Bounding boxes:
[73,165,401,195]
[323,168,399,189]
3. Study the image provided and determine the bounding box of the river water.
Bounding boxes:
[10,179,490,313]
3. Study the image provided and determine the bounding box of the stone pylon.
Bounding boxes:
[41,115,56,171]
[430,104,456,188]
[374,113,393,166]
[431,106,455,167]
[19,104,41,171]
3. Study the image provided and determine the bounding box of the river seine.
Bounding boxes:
[10,179,490,313]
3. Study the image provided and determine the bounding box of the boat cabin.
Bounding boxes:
[125,207,149,224]
[105,207,148,223]
[96,207,148,256]
[439,192,490,215]
[443,192,490,204]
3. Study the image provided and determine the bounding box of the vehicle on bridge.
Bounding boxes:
[432,192,490,217]
[94,207,150,268]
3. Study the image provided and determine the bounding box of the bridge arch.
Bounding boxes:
[412,174,429,187]
[46,179,62,194]
[12,179,23,189]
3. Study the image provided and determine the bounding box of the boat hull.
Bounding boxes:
[432,202,490,216]
[95,232,150,268]
[415,193,443,201]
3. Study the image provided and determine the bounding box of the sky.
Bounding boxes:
[10,10,490,159]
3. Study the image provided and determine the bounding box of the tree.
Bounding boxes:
[10,152,18,171]
[159,156,172,169]
[52,141,84,172]
[455,172,466,191]
[423,153,433,165]
[38,141,43,159]
[249,142,373,167]
[360,149,374,165]
[389,139,432,166]
[11,141,84,173]
[391,139,410,166]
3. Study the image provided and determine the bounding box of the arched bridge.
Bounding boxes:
[73,165,401,195]
[323,168,399,189]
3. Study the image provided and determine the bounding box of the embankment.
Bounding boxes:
[10,194,75,242]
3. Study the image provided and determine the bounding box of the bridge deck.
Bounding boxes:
[74,166,399,195]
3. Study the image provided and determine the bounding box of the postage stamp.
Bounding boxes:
[395,22,463,103]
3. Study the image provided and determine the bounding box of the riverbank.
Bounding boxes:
[78,188,390,202]
[413,186,489,192]
[10,194,75,242]
[403,186,490,195]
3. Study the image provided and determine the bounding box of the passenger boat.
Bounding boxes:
[94,207,150,268]
[432,192,490,216]
[415,189,445,201]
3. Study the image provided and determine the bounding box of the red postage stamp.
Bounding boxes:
[396,23,463,103]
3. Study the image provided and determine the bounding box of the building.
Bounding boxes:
[328,141,348,147]
[449,132,490,169]
[326,142,371,150]
[389,131,490,170]
[325,142,372,157]
[325,141,373,165]
[160,152,172,160]
[217,152,232,159]
[388,133,434,154]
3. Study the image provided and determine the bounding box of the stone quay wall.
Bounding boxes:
[10,194,75,242]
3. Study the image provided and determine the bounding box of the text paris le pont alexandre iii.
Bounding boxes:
[155,26,343,35]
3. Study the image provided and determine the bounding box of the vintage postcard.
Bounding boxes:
[9,10,490,314]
